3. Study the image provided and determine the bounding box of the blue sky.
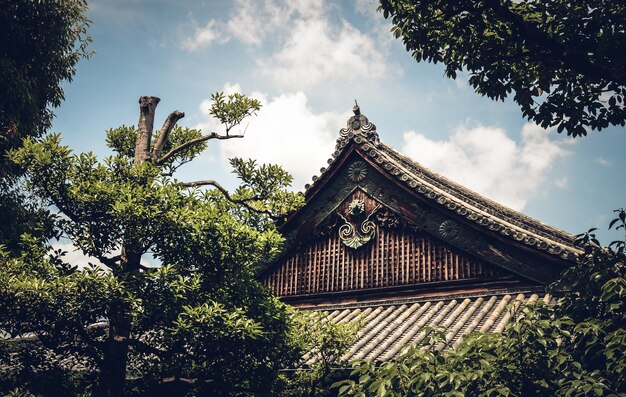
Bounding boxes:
[52,0,625,245]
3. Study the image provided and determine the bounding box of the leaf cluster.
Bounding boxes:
[379,0,626,136]
[209,92,261,135]
[274,310,358,397]
[0,0,91,169]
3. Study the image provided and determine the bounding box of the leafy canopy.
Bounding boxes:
[0,0,90,254]
[0,0,91,157]
[379,0,626,136]
[0,93,307,396]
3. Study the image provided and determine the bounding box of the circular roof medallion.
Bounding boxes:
[348,161,368,183]
[439,219,460,240]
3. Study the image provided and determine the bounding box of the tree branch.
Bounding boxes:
[485,0,625,86]
[155,133,243,166]
[179,179,274,216]
[135,96,160,164]
[152,110,185,160]
[93,254,121,270]
[127,337,169,357]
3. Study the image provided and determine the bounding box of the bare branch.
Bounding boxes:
[152,110,185,160]
[155,133,243,166]
[135,96,160,164]
[127,338,169,357]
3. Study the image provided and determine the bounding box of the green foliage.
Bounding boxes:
[1,93,306,396]
[379,0,626,136]
[209,92,262,135]
[0,0,91,163]
[0,179,53,255]
[275,310,358,397]
[0,0,89,256]
[332,210,626,396]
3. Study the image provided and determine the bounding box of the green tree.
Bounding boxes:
[379,0,626,137]
[0,93,305,396]
[275,311,358,397]
[0,0,91,253]
[332,210,626,396]
[0,0,90,147]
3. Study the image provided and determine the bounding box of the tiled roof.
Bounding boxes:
[300,105,578,261]
[301,288,550,364]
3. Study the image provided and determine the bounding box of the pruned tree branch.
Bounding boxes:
[135,96,160,164]
[152,110,185,160]
[155,132,243,166]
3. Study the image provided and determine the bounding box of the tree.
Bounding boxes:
[0,0,90,150]
[0,0,91,253]
[378,0,626,137]
[274,311,358,397]
[332,210,626,396]
[1,93,306,396]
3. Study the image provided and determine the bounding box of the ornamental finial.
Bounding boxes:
[353,100,360,116]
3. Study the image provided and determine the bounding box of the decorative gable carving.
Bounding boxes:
[261,200,512,298]
[260,105,578,302]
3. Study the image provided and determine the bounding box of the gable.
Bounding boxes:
[261,105,578,303]
[262,187,529,302]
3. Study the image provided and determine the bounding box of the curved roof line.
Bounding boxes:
[301,105,579,260]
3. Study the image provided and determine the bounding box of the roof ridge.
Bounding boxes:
[381,143,577,247]
[301,106,579,260]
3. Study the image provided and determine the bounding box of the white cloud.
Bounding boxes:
[353,0,380,18]
[595,156,612,166]
[182,19,223,51]
[226,0,327,46]
[179,0,394,89]
[555,177,569,188]
[259,18,389,89]
[225,0,271,46]
[198,86,348,190]
[400,123,571,211]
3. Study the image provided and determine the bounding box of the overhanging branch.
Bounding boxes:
[484,0,625,86]
[155,133,243,166]
[179,179,274,216]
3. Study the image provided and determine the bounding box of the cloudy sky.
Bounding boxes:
[53,0,625,249]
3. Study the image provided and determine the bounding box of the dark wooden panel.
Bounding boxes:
[262,226,507,297]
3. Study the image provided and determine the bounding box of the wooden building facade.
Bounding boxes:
[259,106,578,360]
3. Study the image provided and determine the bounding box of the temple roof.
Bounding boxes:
[300,288,550,365]
[295,105,578,262]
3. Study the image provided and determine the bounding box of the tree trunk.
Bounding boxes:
[98,97,162,396]
[99,320,131,397]
[135,96,160,164]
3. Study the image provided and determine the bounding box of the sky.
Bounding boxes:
[52,0,626,254]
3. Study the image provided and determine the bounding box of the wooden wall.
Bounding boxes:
[262,226,505,297]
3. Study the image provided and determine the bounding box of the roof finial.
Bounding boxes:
[353,100,360,116]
